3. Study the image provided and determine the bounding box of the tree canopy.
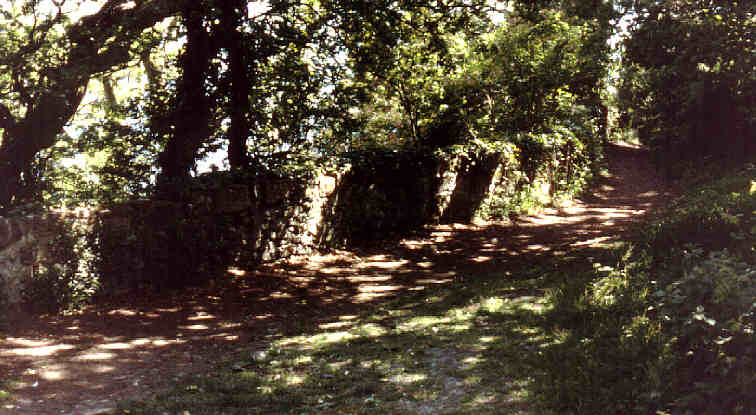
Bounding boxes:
[0,0,511,210]
[617,0,755,176]
[4,0,750,212]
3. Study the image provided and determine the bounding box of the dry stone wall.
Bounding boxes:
[0,149,537,313]
[0,212,90,314]
[91,170,347,295]
[0,217,38,308]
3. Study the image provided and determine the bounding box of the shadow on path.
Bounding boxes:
[0,142,673,415]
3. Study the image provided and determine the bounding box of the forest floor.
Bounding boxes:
[0,142,675,415]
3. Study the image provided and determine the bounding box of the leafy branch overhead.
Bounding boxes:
[0,0,750,213]
[0,0,190,209]
[0,0,511,211]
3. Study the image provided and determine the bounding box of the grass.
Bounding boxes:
[115,257,596,415]
[530,165,756,414]
[0,387,9,402]
[0,337,10,402]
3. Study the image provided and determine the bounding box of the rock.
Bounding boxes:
[215,184,251,213]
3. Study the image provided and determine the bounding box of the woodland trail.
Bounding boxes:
[0,142,674,415]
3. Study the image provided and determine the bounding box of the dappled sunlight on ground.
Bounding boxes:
[0,299,250,414]
[2,341,75,357]
[0,143,673,414]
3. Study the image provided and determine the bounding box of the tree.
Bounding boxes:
[351,0,615,185]
[0,0,501,209]
[0,0,189,211]
[617,0,755,173]
[0,0,618,210]
[150,0,509,197]
[219,0,252,169]
[154,2,219,195]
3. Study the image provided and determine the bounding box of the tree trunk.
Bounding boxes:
[0,0,189,211]
[102,76,118,112]
[222,0,252,169]
[0,83,88,210]
[156,6,216,198]
[141,50,162,91]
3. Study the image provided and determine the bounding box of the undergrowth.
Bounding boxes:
[0,377,10,402]
[536,163,756,414]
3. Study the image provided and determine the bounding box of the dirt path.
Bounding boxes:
[0,142,673,415]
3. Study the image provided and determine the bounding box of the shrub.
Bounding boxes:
[651,248,755,414]
[22,218,94,313]
[536,165,756,414]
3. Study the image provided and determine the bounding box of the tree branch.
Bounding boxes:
[0,0,192,210]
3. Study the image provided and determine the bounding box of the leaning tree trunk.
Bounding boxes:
[0,83,88,210]
[0,0,190,211]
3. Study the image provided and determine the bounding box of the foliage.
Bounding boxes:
[0,0,189,211]
[535,164,756,414]
[44,96,170,206]
[319,3,615,223]
[353,4,612,161]
[0,0,502,210]
[652,248,755,413]
[0,0,617,214]
[348,6,490,148]
[617,0,756,173]
[21,217,95,313]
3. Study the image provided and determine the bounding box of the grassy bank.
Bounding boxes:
[537,164,756,414]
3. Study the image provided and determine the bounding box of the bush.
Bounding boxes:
[536,165,756,414]
[22,218,95,313]
[650,247,755,414]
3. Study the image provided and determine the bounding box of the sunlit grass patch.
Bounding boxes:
[118,260,568,414]
[398,315,450,331]
[293,355,313,365]
[463,375,482,385]
[351,323,388,337]
[281,373,306,386]
[482,297,505,312]
[445,322,473,333]
[278,330,355,348]
[388,372,427,384]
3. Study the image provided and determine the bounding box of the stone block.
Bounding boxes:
[103,214,132,232]
[0,236,32,306]
[215,184,251,213]
[0,217,26,251]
